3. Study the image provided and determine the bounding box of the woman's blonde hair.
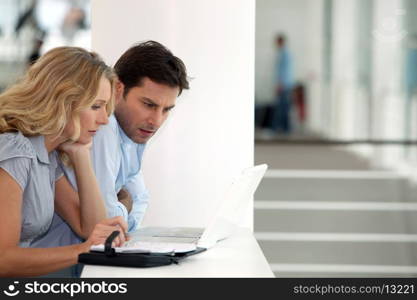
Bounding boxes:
[0,46,116,141]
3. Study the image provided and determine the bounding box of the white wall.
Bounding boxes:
[92,0,255,228]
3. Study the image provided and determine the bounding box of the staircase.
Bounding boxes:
[254,144,417,277]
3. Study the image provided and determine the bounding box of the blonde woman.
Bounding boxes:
[0,47,128,277]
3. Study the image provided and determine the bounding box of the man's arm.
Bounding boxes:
[90,122,131,222]
[123,170,150,232]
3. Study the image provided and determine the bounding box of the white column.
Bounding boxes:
[371,0,406,168]
[329,0,358,139]
[92,0,255,229]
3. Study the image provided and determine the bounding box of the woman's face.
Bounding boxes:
[65,76,112,144]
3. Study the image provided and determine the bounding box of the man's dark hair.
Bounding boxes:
[114,40,189,96]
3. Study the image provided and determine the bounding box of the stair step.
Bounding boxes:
[255,170,406,202]
[255,200,417,211]
[255,144,373,170]
[271,264,417,277]
[257,239,417,266]
[255,232,417,242]
[254,206,417,233]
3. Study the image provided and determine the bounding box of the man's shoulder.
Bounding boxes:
[90,115,122,174]
[108,114,119,130]
[91,114,122,163]
[94,115,120,143]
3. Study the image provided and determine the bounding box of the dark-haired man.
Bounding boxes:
[33,41,189,253]
[80,41,189,232]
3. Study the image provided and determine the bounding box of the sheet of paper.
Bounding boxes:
[90,241,197,254]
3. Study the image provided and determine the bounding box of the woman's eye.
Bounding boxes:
[91,105,101,110]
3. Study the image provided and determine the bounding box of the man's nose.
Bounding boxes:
[148,110,164,127]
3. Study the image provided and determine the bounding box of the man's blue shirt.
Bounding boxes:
[67,114,149,232]
[275,46,294,89]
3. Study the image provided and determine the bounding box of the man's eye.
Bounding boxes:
[144,102,154,108]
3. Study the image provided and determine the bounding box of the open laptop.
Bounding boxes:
[91,164,267,254]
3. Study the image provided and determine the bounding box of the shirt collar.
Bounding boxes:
[27,135,50,164]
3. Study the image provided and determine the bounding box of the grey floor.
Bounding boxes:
[254,141,417,278]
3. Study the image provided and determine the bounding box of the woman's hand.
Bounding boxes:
[58,140,92,160]
[82,216,129,250]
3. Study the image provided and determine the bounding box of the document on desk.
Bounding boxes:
[90,241,197,254]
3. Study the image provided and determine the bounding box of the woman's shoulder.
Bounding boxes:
[0,132,36,161]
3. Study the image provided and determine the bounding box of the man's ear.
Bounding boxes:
[115,80,125,104]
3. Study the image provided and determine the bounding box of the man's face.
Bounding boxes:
[277,37,284,48]
[114,77,179,144]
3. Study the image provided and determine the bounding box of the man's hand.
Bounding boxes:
[117,188,133,213]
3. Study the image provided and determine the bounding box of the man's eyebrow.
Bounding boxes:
[141,97,176,109]
[140,97,157,105]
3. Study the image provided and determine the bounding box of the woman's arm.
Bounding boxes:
[0,168,84,276]
[0,168,127,277]
[55,142,106,239]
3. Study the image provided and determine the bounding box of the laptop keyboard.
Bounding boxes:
[121,241,197,253]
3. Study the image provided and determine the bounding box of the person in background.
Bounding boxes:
[0,47,128,277]
[27,37,44,66]
[272,34,294,135]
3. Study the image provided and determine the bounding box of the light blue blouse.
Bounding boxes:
[0,132,63,247]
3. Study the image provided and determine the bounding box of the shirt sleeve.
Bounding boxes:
[0,157,31,191]
[90,123,130,223]
[124,170,150,232]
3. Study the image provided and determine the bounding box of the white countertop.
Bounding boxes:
[81,228,274,278]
